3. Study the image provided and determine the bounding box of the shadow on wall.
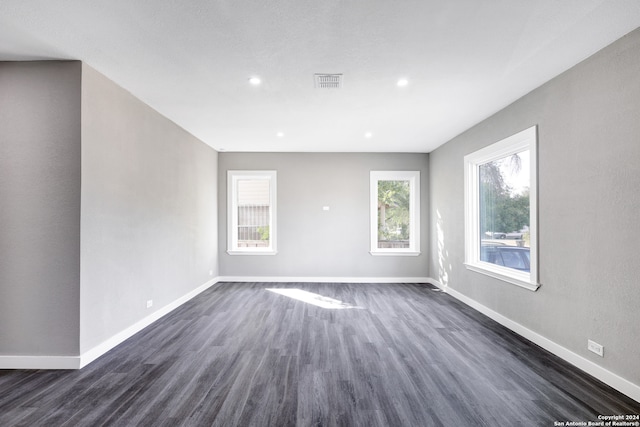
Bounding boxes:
[437,209,452,288]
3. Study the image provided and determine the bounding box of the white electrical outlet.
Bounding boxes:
[209,270,213,276]
[587,339,604,357]
[146,300,153,309]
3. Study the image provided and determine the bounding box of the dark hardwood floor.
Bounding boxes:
[1,282,638,426]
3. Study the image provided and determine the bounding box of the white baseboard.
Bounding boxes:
[218,276,431,284]
[78,277,219,368]
[427,277,640,403]
[0,355,81,370]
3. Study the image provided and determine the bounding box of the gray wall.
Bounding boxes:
[429,28,640,384]
[80,64,219,352]
[218,152,429,278]
[0,61,81,356]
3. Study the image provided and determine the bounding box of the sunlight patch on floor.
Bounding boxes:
[266,288,364,309]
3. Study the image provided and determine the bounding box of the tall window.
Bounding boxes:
[227,171,277,255]
[464,126,538,290]
[370,171,420,256]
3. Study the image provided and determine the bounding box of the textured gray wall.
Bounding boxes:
[429,28,640,384]
[0,61,81,356]
[80,64,218,353]
[218,152,429,278]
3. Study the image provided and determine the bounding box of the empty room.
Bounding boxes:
[1,1,640,426]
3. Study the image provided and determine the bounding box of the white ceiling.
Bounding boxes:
[1,1,640,153]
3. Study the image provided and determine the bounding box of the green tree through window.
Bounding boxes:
[479,152,530,242]
[378,180,410,247]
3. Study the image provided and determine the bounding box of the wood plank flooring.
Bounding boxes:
[1,282,638,426]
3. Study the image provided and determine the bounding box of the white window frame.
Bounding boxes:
[370,171,420,256]
[227,170,277,255]
[464,125,539,291]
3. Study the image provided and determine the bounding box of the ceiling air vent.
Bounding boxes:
[314,73,343,89]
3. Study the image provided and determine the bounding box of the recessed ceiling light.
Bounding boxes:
[248,77,261,85]
[276,132,284,138]
[364,132,373,139]
[397,78,409,87]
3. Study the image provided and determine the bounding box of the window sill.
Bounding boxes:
[464,262,540,292]
[227,250,278,256]
[370,251,421,257]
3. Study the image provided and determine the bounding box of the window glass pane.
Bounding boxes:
[479,150,530,272]
[237,179,270,248]
[377,180,410,249]
[499,249,527,270]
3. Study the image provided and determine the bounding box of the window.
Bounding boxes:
[370,171,420,256]
[227,170,277,255]
[464,126,538,290]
